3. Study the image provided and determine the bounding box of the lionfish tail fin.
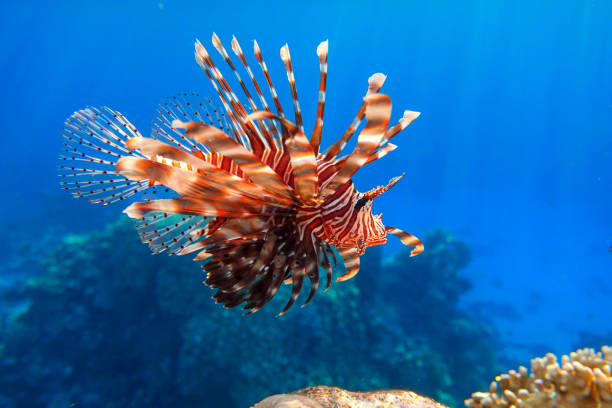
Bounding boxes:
[59,107,152,205]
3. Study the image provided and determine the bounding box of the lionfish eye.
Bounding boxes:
[354,197,368,211]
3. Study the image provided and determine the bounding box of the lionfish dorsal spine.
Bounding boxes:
[279,44,305,133]
[322,93,393,197]
[381,110,421,147]
[212,33,275,152]
[365,143,397,165]
[230,36,283,146]
[322,73,386,163]
[310,39,329,155]
[253,40,286,119]
[194,42,244,140]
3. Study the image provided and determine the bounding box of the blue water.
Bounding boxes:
[1,0,610,404]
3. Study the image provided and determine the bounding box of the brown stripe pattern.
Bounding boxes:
[58,35,424,315]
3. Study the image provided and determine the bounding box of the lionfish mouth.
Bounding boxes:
[387,173,405,189]
[364,173,405,200]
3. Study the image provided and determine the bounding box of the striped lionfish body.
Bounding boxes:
[59,34,424,315]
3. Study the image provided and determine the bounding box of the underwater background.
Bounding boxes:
[0,0,610,407]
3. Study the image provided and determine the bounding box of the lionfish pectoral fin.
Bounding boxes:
[180,218,267,257]
[123,135,292,206]
[385,226,424,257]
[320,246,334,291]
[153,93,232,156]
[59,107,154,205]
[123,197,258,220]
[242,252,291,315]
[300,251,320,307]
[336,247,360,282]
[116,156,294,218]
[245,111,319,205]
[132,211,208,255]
[277,265,306,317]
[194,250,212,261]
[175,120,299,204]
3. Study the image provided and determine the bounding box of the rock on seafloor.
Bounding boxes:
[252,386,448,408]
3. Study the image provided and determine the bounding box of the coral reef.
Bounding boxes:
[465,345,612,408]
[253,385,448,408]
[253,345,612,408]
[0,219,495,407]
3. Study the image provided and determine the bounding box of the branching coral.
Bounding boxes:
[465,346,612,408]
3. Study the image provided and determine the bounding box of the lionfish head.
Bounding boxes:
[350,174,405,253]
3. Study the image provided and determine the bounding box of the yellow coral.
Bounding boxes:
[465,345,612,408]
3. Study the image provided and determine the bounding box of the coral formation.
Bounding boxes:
[0,219,494,407]
[253,385,448,408]
[253,345,612,408]
[465,346,612,408]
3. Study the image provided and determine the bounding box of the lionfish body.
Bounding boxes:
[59,34,424,315]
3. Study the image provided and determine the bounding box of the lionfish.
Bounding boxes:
[59,34,424,315]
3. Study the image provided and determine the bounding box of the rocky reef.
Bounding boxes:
[0,219,496,407]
